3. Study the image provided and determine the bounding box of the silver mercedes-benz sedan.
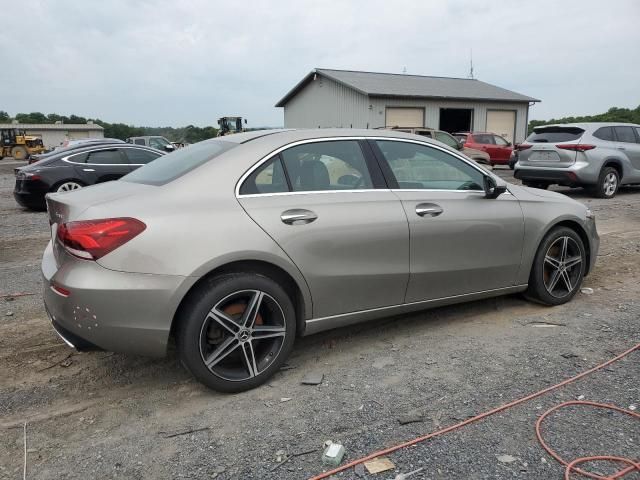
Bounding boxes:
[42,129,599,392]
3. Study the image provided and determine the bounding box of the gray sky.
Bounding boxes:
[2,0,639,127]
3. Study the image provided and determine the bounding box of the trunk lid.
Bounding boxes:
[518,126,585,168]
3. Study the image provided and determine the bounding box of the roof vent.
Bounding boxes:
[54,120,63,124]
[86,120,93,124]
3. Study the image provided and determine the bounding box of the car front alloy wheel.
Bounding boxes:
[526,226,586,305]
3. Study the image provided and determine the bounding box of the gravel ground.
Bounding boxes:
[0,161,638,479]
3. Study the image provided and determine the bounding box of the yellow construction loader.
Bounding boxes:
[217,117,246,136]
[1,128,46,160]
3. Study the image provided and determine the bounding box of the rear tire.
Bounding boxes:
[176,273,296,393]
[525,227,585,306]
[592,166,619,199]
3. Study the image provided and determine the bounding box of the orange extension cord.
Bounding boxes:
[309,342,640,480]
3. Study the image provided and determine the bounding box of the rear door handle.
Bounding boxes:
[83,168,95,172]
[415,203,443,217]
[281,209,318,225]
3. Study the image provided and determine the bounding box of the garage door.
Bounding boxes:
[386,108,424,128]
[486,110,516,143]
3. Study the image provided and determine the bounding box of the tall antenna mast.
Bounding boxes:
[402,66,407,74]
[468,49,474,79]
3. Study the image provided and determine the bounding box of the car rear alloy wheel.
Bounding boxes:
[177,273,296,392]
[199,290,286,382]
[56,181,83,192]
[526,226,585,305]
[594,167,619,198]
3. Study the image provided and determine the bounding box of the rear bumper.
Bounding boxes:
[514,167,583,186]
[42,241,195,357]
[13,190,47,210]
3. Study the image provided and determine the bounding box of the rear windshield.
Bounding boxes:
[527,126,584,143]
[122,139,236,185]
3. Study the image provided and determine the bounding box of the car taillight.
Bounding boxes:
[556,144,596,152]
[516,144,532,151]
[56,218,146,260]
[19,172,41,180]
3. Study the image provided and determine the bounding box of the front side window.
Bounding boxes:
[280,140,373,192]
[434,131,459,148]
[494,135,509,146]
[376,140,484,191]
[239,155,289,195]
[125,148,161,165]
[614,126,637,143]
[473,134,495,144]
[86,149,125,164]
[134,139,146,145]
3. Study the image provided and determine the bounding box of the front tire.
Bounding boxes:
[525,227,586,305]
[176,273,296,392]
[11,146,27,160]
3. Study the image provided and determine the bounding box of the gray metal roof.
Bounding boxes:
[276,69,540,106]
[0,123,104,131]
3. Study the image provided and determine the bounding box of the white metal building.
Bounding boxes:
[276,69,540,144]
[0,122,104,150]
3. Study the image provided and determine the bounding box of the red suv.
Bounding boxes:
[454,132,513,166]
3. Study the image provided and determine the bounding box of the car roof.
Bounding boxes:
[47,142,162,159]
[535,122,640,130]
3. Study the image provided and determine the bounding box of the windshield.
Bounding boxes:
[122,139,236,185]
[527,126,584,143]
[149,137,171,149]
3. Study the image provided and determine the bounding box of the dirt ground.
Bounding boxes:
[0,161,638,480]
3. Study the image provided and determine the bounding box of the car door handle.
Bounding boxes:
[281,209,318,225]
[415,203,443,217]
[617,146,626,151]
[82,168,95,172]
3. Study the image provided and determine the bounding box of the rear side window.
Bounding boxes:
[527,126,584,143]
[280,140,373,192]
[123,140,235,185]
[593,127,614,141]
[472,134,495,144]
[614,126,637,143]
[239,155,289,195]
[87,149,125,164]
[125,148,161,164]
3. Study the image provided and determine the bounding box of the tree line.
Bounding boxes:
[0,111,219,143]
[528,105,640,134]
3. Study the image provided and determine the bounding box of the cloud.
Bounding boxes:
[1,0,638,126]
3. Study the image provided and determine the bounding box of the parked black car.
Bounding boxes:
[28,138,126,164]
[14,143,164,210]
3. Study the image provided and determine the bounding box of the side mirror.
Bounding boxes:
[483,175,507,199]
[244,119,248,124]
[164,144,175,152]
[456,141,464,150]
[507,142,512,147]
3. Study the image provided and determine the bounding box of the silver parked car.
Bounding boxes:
[43,129,599,392]
[514,123,640,198]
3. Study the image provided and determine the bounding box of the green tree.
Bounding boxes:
[528,105,640,134]
[0,110,10,122]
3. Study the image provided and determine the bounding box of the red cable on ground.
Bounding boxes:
[535,401,640,479]
[309,342,640,480]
